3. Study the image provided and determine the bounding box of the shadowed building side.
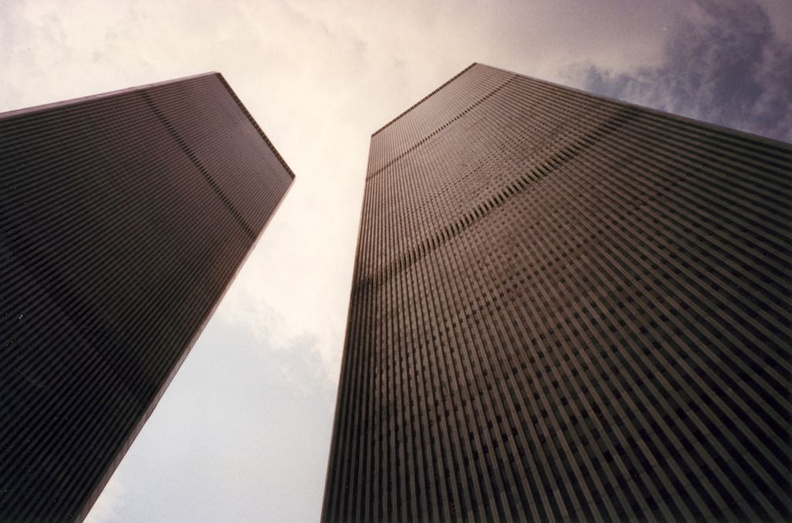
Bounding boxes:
[0,74,293,521]
[323,63,791,521]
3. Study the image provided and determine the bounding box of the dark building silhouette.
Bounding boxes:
[0,74,293,521]
[323,63,791,521]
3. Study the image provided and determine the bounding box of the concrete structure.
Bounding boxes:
[323,63,791,521]
[0,74,293,520]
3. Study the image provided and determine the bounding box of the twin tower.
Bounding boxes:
[1,64,789,521]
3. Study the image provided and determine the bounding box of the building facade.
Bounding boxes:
[0,74,293,520]
[323,63,791,521]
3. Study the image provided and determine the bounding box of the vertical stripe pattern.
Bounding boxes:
[323,63,791,522]
[0,73,293,521]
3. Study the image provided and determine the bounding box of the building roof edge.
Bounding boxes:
[0,72,219,121]
[371,63,480,137]
[213,73,296,180]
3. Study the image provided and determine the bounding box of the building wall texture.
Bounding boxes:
[0,74,293,521]
[323,63,791,521]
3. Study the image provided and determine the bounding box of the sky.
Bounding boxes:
[1,1,790,521]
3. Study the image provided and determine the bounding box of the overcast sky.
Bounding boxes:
[1,1,790,521]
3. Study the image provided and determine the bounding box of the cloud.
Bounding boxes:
[566,0,792,143]
[85,318,335,523]
[84,473,125,523]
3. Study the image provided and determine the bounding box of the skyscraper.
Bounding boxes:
[0,73,293,521]
[323,63,791,521]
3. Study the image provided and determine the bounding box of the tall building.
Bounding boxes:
[323,63,791,521]
[0,74,293,521]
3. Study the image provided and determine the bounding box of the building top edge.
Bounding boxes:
[0,72,297,180]
[214,73,296,180]
[371,62,480,137]
[0,72,219,121]
[371,62,790,148]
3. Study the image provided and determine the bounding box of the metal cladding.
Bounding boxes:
[0,74,293,520]
[323,63,791,521]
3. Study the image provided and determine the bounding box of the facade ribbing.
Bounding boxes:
[323,63,791,521]
[0,73,293,521]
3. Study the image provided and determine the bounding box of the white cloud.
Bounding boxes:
[84,473,125,523]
